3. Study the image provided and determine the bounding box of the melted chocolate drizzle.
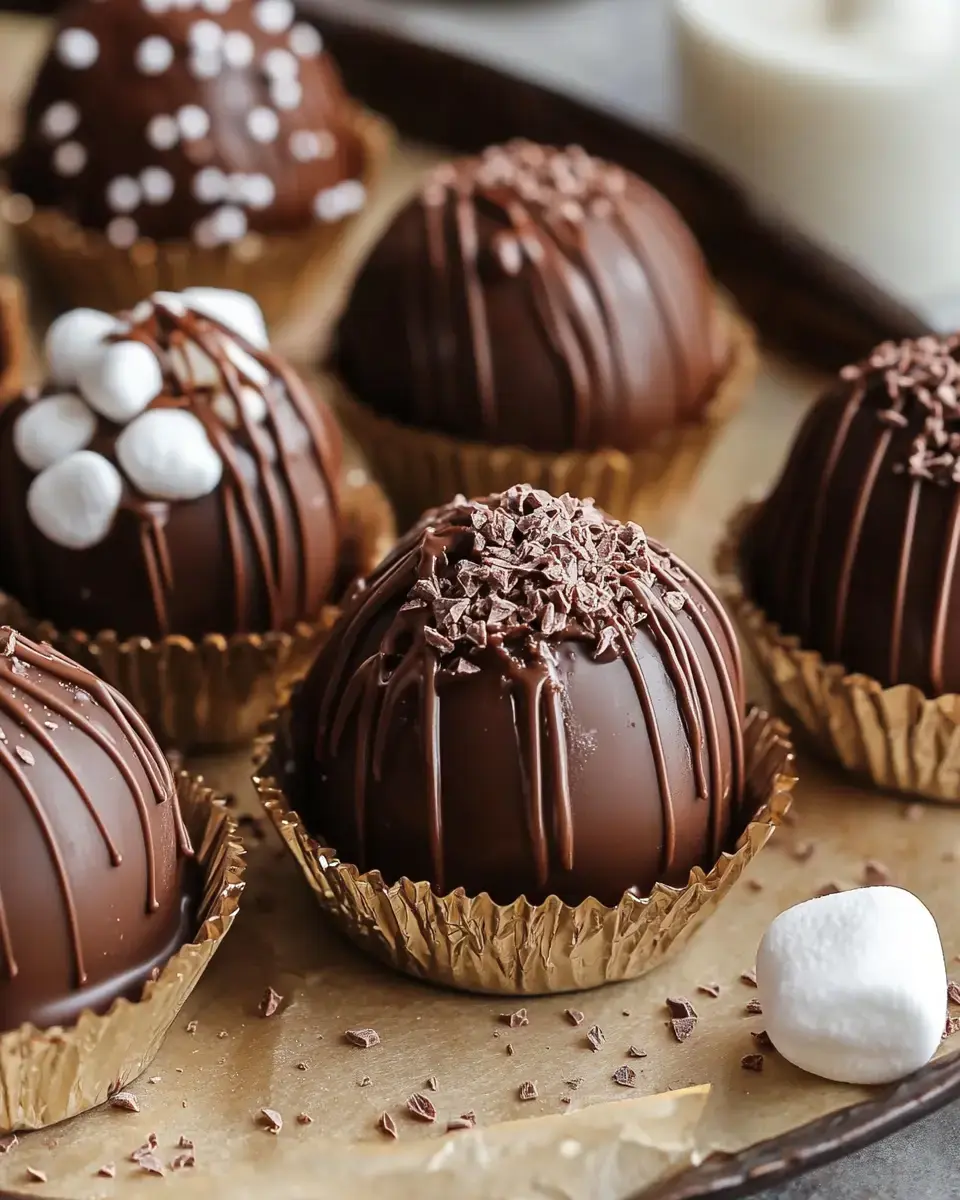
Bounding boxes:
[0,628,189,986]
[314,487,742,895]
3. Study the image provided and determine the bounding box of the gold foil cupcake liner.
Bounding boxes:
[330,299,757,528]
[0,773,245,1132]
[254,706,795,995]
[717,503,960,802]
[0,471,396,751]
[5,106,392,329]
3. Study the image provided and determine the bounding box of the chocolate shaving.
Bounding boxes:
[185,1020,198,1034]
[345,1028,380,1048]
[814,882,844,897]
[741,1054,764,1072]
[613,1065,636,1088]
[740,969,758,987]
[171,1153,196,1170]
[259,986,283,1017]
[506,1042,515,1056]
[518,1081,538,1101]
[666,997,698,1020]
[945,1016,960,1040]
[746,999,764,1014]
[565,1077,584,1090]
[378,1112,398,1139]
[97,1164,116,1178]
[129,1135,158,1162]
[259,1108,283,1134]
[358,1076,372,1087]
[697,983,721,998]
[627,1045,647,1058]
[862,860,891,886]
[425,1076,439,1091]
[0,629,16,657]
[177,1136,194,1150]
[752,1030,774,1050]
[586,1024,605,1051]
[671,1017,697,1042]
[406,1093,437,1122]
[949,981,960,1005]
[0,1135,17,1154]
[564,1008,585,1026]
[297,1113,314,1125]
[447,1112,477,1132]
[501,1008,529,1028]
[109,1090,140,1112]
[137,1154,165,1176]
[26,1167,47,1183]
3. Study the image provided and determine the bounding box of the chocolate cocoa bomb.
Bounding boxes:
[334,141,727,455]
[742,334,960,695]
[288,486,745,907]
[0,289,342,640]
[8,0,366,248]
[0,628,194,1031]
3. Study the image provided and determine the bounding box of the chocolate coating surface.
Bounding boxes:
[0,293,342,640]
[9,0,366,246]
[743,334,960,695]
[0,628,194,1032]
[288,486,745,907]
[335,140,726,454]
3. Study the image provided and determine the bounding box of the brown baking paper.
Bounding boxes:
[330,300,757,527]
[717,503,960,803]
[0,773,245,1133]
[5,107,392,329]
[253,707,796,995]
[0,472,396,752]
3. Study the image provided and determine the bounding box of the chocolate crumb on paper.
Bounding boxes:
[447,1112,477,1132]
[586,1024,605,1051]
[506,1042,515,1056]
[345,1028,380,1048]
[259,1108,283,1134]
[740,969,758,987]
[297,1113,314,1126]
[425,1076,439,1091]
[148,1076,161,1084]
[25,1168,47,1184]
[185,1020,198,1034]
[752,1030,775,1050]
[613,1065,636,1088]
[944,1016,960,1040]
[259,986,283,1017]
[406,1093,437,1122]
[565,1077,584,1090]
[671,1016,697,1042]
[97,1164,116,1178]
[697,982,721,998]
[137,1154,165,1176]
[746,998,763,1014]
[171,1153,196,1170]
[358,1076,373,1087]
[129,1134,158,1163]
[564,1008,585,1026]
[519,1081,538,1101]
[501,1008,529,1028]
[627,1045,647,1058]
[0,1135,18,1154]
[948,981,960,1005]
[109,1090,140,1112]
[746,878,763,892]
[378,1112,398,1139]
[862,860,891,887]
[666,997,698,1020]
[177,1137,194,1150]
[741,1054,764,1072]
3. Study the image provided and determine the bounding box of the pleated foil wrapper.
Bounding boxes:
[0,773,245,1132]
[254,706,796,996]
[330,299,757,528]
[5,108,391,329]
[718,503,960,802]
[0,474,395,751]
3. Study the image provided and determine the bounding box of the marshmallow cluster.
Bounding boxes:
[16,289,271,550]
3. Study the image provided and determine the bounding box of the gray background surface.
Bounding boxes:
[309,1,960,1196]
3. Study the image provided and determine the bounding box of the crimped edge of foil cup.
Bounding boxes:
[253,705,795,995]
[0,772,245,1132]
[328,296,758,527]
[716,502,960,802]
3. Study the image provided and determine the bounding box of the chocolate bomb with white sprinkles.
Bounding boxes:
[287,485,747,907]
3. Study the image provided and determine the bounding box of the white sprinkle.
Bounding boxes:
[270,78,302,111]
[192,166,227,204]
[188,19,223,51]
[177,105,210,141]
[221,29,254,68]
[253,0,293,34]
[247,107,279,143]
[106,176,141,214]
[140,167,175,205]
[56,28,99,70]
[146,114,179,151]
[189,51,221,80]
[53,141,87,177]
[263,47,298,79]
[313,180,366,222]
[288,22,322,57]
[41,101,80,141]
[135,35,174,75]
[106,217,139,248]
[238,174,275,210]
[211,205,247,243]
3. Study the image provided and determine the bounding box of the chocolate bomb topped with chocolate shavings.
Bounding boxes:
[0,288,342,640]
[334,140,728,455]
[0,628,195,1032]
[742,333,960,694]
[288,485,745,907]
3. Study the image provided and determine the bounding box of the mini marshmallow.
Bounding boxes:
[181,288,269,348]
[211,385,268,429]
[13,394,97,472]
[78,340,163,423]
[27,451,123,549]
[116,408,222,501]
[756,886,947,1086]
[45,308,121,386]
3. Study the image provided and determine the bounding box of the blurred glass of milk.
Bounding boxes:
[675,0,960,325]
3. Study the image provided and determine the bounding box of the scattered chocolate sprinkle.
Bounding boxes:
[621,1010,631,1017]
[137,1154,165,1176]
[586,1024,605,1052]
[177,1137,194,1150]
[862,860,891,886]
[0,1135,18,1154]
[741,1054,764,1072]
[259,1108,283,1134]
[814,882,843,897]
[378,1112,398,1139]
[752,1030,774,1050]
[359,1076,372,1087]
[97,1164,116,1178]
[218,1031,228,1039]
[560,1096,572,1105]
[345,1028,380,1048]
[746,999,763,1015]
[671,1017,697,1042]
[171,1153,196,1170]
[945,1016,960,1040]
[949,981,960,1006]
[406,1093,437,1122]
[564,1008,585,1026]
[501,1008,529,1028]
[697,983,721,998]
[506,1042,515,1056]
[129,1135,158,1162]
[746,879,763,892]
[565,1078,584,1090]
[297,1113,313,1126]
[109,1090,140,1112]
[740,969,758,987]
[904,803,925,822]
[25,1167,46,1183]
[426,1076,439,1091]
[666,997,698,1020]
[185,1020,198,1034]
[15,746,34,766]
[519,1081,538,1101]
[0,629,16,657]
[446,1112,477,1132]
[627,1046,647,1058]
[613,1065,636,1088]
[259,986,283,1018]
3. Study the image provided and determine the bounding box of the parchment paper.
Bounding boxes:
[2,14,960,1200]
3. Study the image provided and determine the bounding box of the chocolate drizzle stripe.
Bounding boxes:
[544,682,574,871]
[455,189,497,434]
[931,491,960,695]
[0,889,16,979]
[422,655,444,891]
[890,479,921,684]
[139,522,171,638]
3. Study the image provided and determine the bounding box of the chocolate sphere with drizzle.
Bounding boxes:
[742,334,960,694]
[335,141,728,455]
[0,628,194,1032]
[0,289,341,640]
[288,486,745,907]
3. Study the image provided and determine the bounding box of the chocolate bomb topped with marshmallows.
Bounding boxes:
[335,140,728,454]
[288,485,745,907]
[0,628,194,1032]
[743,333,960,695]
[8,0,366,248]
[0,288,342,640]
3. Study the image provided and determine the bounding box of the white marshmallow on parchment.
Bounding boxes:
[78,340,163,423]
[13,394,97,472]
[27,450,123,550]
[116,408,223,501]
[45,308,122,386]
[756,887,947,1086]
